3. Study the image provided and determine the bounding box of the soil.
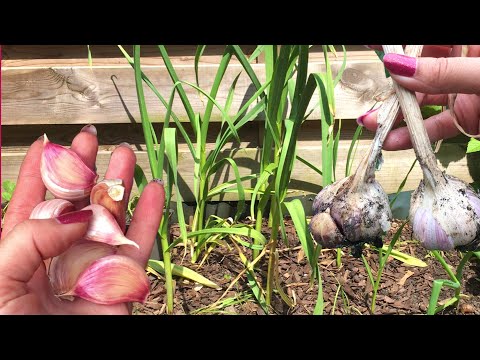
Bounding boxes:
[133,219,480,315]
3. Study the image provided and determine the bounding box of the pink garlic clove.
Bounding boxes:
[82,204,139,249]
[49,241,117,297]
[29,199,75,219]
[41,134,98,201]
[63,255,150,305]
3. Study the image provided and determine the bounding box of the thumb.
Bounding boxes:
[0,210,92,283]
[383,54,480,94]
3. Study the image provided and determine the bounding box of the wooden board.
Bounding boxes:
[1,45,372,68]
[3,139,478,202]
[1,45,259,67]
[2,57,388,125]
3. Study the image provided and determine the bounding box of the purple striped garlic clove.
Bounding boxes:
[82,204,139,249]
[29,199,75,219]
[41,134,98,201]
[49,241,117,297]
[62,255,150,305]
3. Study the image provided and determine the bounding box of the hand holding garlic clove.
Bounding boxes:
[0,127,165,314]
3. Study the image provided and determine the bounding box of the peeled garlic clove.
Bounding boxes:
[41,134,98,201]
[410,174,480,251]
[83,204,139,249]
[29,199,75,219]
[309,211,345,248]
[49,241,117,297]
[90,179,126,231]
[63,255,150,305]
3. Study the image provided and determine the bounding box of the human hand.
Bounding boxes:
[358,45,480,150]
[0,126,165,314]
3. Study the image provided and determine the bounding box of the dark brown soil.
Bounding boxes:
[133,219,480,315]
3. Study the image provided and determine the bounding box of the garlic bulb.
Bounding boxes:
[384,45,480,251]
[29,199,75,219]
[41,134,98,201]
[61,255,150,305]
[83,204,139,249]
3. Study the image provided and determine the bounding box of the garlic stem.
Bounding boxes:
[351,45,424,188]
[381,45,444,188]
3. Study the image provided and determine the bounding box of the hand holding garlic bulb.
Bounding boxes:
[310,46,424,257]
[381,45,480,251]
[0,126,165,314]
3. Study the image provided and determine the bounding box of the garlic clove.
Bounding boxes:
[29,199,75,219]
[83,204,139,249]
[41,134,98,201]
[90,179,126,231]
[309,211,345,248]
[49,241,117,297]
[63,255,150,305]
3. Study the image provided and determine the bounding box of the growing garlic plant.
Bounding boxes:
[310,46,424,256]
[383,45,480,252]
[30,134,151,305]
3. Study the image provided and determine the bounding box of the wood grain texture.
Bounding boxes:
[2,59,388,125]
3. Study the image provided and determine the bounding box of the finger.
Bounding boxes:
[104,143,136,232]
[359,93,449,132]
[384,54,480,94]
[365,45,453,57]
[71,125,99,210]
[0,210,92,284]
[120,180,165,266]
[1,139,46,239]
[383,110,459,151]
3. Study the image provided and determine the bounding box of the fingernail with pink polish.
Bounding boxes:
[383,54,417,77]
[81,124,97,136]
[357,108,378,126]
[55,210,93,224]
[152,178,164,186]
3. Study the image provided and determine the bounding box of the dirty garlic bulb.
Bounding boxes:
[384,45,480,251]
[310,46,424,255]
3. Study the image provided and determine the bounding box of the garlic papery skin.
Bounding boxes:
[62,255,150,305]
[309,211,345,248]
[409,174,480,251]
[49,241,117,298]
[90,179,126,231]
[83,204,139,249]
[41,134,98,201]
[29,199,75,219]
